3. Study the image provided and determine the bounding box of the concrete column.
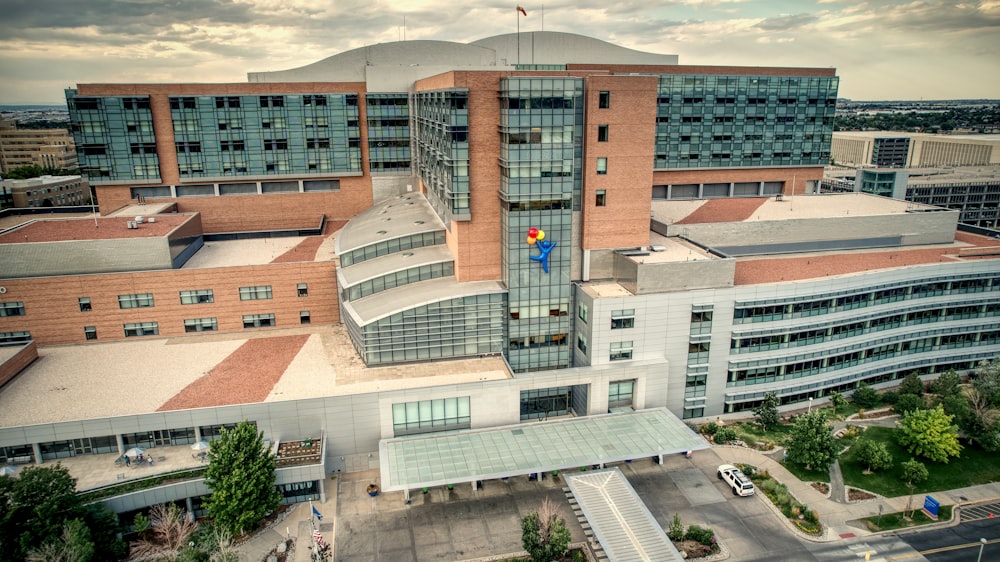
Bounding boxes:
[185,497,195,521]
[193,427,202,442]
[32,443,42,464]
[319,478,326,503]
[116,434,125,456]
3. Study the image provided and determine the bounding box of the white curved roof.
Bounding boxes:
[248,32,677,84]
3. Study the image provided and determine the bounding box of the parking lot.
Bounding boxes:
[333,448,812,561]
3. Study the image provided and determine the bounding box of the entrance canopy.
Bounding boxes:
[566,468,685,562]
[379,408,708,492]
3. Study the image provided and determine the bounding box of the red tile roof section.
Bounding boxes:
[0,215,190,244]
[157,334,309,410]
[674,198,768,224]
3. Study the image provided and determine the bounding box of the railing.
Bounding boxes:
[78,466,208,504]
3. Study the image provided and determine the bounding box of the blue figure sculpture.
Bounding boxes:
[529,239,557,273]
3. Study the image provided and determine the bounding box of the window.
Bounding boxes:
[611,309,635,330]
[78,297,91,312]
[215,96,240,108]
[608,380,635,408]
[596,157,607,175]
[0,302,25,317]
[598,125,609,142]
[259,95,285,108]
[184,318,217,332]
[392,396,471,436]
[0,331,31,343]
[610,341,633,361]
[685,374,707,398]
[297,283,309,297]
[598,91,610,108]
[577,334,588,354]
[84,326,97,340]
[595,190,607,207]
[123,322,158,337]
[243,313,275,328]
[180,289,214,305]
[303,95,328,106]
[683,407,704,420]
[577,303,588,323]
[306,138,330,149]
[220,140,245,151]
[300,311,311,325]
[118,294,154,309]
[239,286,272,300]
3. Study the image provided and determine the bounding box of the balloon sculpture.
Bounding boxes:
[526,227,556,273]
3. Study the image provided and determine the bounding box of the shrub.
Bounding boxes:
[713,427,737,444]
[893,393,926,415]
[853,382,880,408]
[684,525,715,546]
[736,464,755,477]
[701,422,719,435]
[803,509,819,524]
[667,513,684,542]
[880,390,899,405]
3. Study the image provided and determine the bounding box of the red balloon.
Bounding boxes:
[528,227,539,237]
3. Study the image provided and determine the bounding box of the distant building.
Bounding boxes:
[0,119,78,174]
[831,131,1000,168]
[0,175,90,208]
[822,165,1000,229]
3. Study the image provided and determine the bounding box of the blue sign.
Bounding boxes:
[923,495,940,517]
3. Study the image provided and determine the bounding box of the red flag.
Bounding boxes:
[517,6,527,16]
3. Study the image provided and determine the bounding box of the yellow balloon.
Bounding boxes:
[536,230,545,241]
[526,236,537,245]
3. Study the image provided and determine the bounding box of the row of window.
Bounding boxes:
[166,95,346,110]
[574,305,634,329]
[67,285,309,314]
[734,276,999,323]
[731,302,1000,352]
[80,312,313,340]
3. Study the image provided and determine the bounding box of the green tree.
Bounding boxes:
[203,421,281,536]
[897,405,962,463]
[786,411,839,471]
[0,463,82,561]
[972,358,1000,407]
[900,458,929,518]
[753,392,780,432]
[25,519,94,562]
[852,382,880,408]
[893,393,925,416]
[855,440,892,473]
[899,373,925,397]
[3,165,79,180]
[930,369,961,399]
[521,497,570,562]
[829,391,847,417]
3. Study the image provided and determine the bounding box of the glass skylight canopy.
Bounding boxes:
[379,408,708,492]
[566,468,686,562]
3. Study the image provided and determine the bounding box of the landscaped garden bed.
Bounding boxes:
[862,505,953,532]
[275,438,322,468]
[741,465,823,536]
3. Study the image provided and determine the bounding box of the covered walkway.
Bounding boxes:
[378,408,708,499]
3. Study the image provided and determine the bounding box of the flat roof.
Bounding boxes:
[180,235,337,269]
[378,408,709,492]
[628,233,717,264]
[334,193,444,255]
[651,193,922,226]
[734,232,1000,285]
[0,325,510,428]
[566,468,685,562]
[0,214,192,244]
[343,277,506,325]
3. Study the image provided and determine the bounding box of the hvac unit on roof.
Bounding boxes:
[147,217,156,223]
[134,216,144,224]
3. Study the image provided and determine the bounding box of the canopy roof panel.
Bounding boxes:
[379,408,708,491]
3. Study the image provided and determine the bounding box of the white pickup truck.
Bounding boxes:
[717,464,756,496]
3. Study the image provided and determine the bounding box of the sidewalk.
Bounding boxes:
[236,480,339,562]
[713,444,1000,541]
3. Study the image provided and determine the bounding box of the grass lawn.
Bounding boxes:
[782,461,831,483]
[730,420,796,447]
[840,427,1000,497]
[863,505,953,531]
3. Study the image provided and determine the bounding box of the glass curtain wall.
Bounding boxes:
[499,77,582,372]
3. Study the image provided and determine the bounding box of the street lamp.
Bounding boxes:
[978,538,987,562]
[808,397,814,414]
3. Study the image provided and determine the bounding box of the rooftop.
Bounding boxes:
[833,131,1000,142]
[0,325,511,429]
[334,193,443,256]
[651,193,923,226]
[0,214,193,244]
[825,165,1000,184]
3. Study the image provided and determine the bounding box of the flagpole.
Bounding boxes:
[516,7,520,66]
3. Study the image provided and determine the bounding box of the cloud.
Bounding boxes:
[753,13,819,31]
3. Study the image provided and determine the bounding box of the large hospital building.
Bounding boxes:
[1,32,998,513]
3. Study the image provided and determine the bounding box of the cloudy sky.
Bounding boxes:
[1,0,998,104]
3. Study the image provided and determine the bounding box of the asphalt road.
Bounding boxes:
[894,516,1000,562]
